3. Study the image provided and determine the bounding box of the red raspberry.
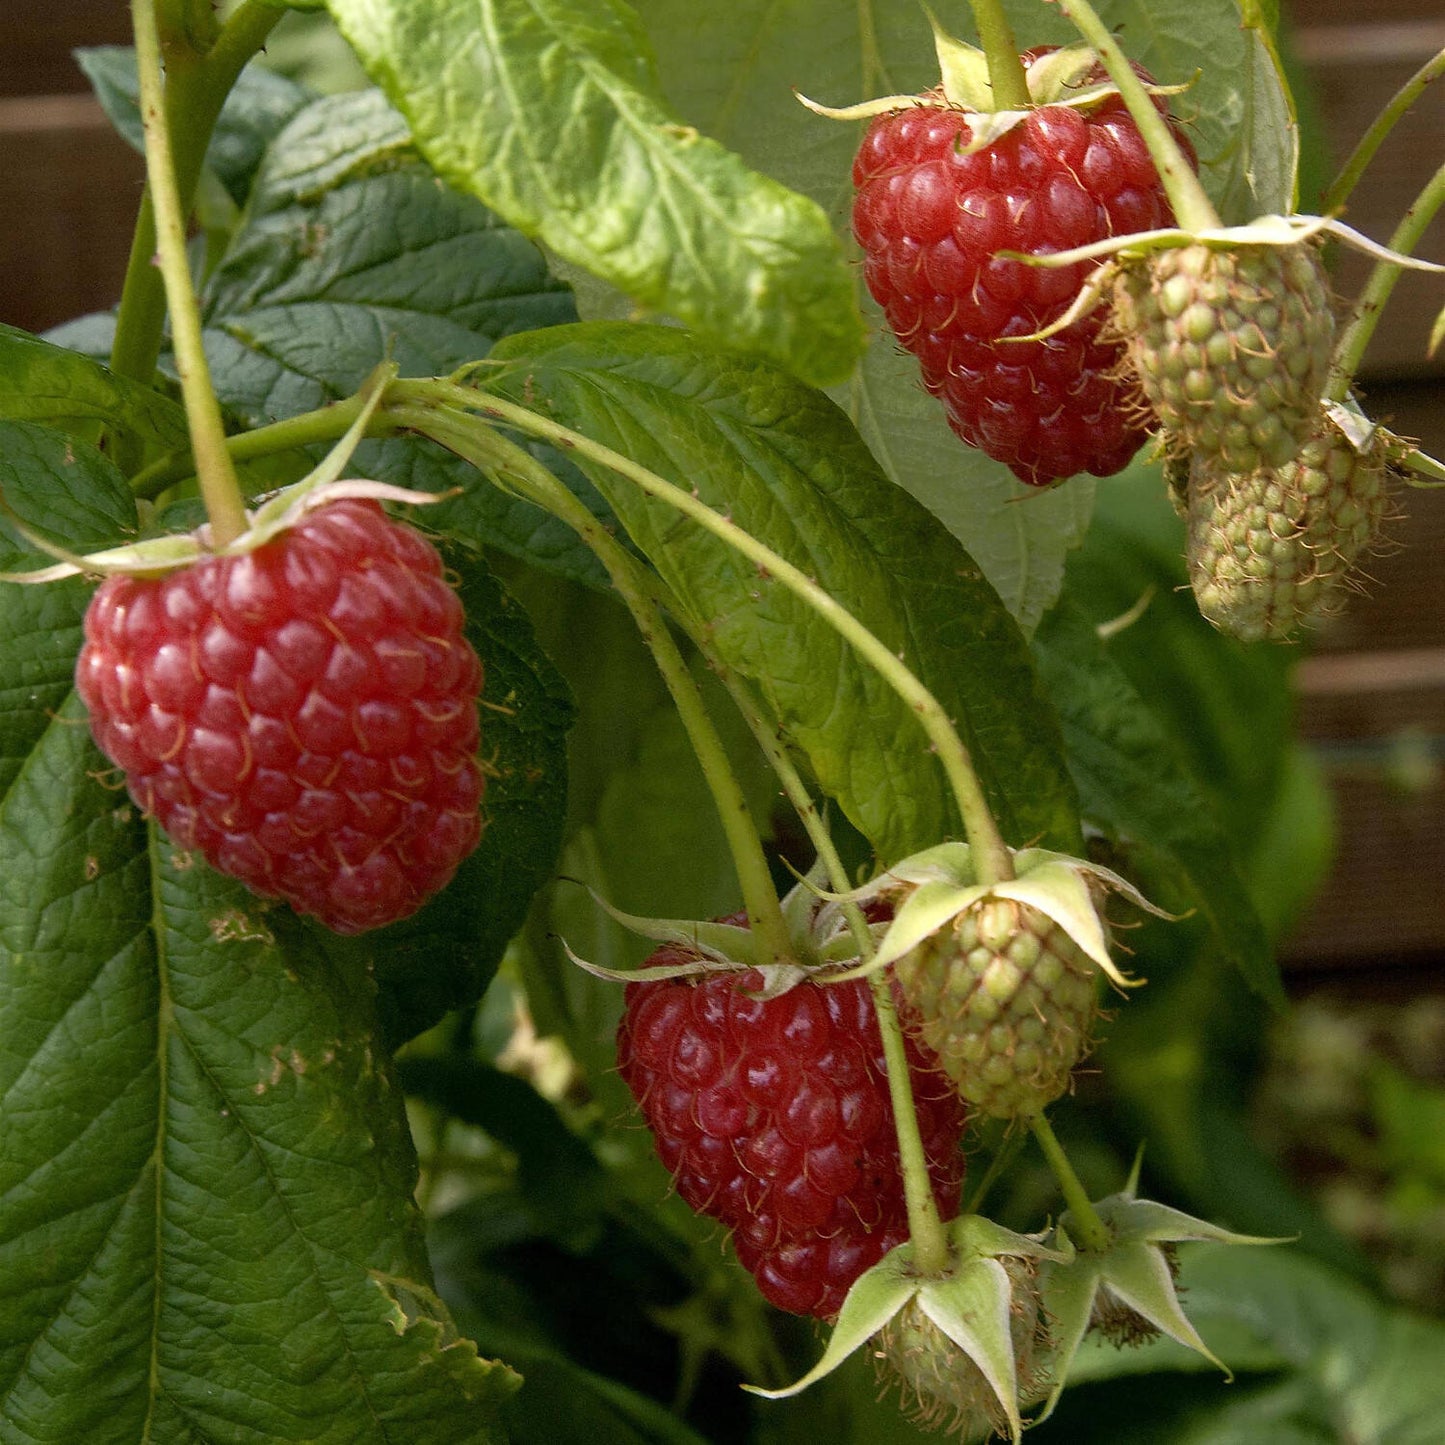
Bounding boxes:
[618,936,966,1319]
[851,51,1196,486]
[74,500,485,935]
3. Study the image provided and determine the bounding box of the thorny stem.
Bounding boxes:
[966,0,1031,110]
[110,1,281,413]
[390,403,794,967]
[1052,0,1219,234]
[1322,47,1445,216]
[1030,1113,1110,1253]
[405,380,1016,887]
[1327,160,1445,402]
[131,0,248,546]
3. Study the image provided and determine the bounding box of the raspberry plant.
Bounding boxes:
[2,1,1444,1443]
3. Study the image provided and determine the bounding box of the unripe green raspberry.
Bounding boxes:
[1186,419,1394,641]
[1113,242,1334,475]
[876,1262,1051,1438]
[893,898,1098,1120]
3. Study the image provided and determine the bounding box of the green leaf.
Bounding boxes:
[198,88,613,587]
[842,334,1097,636]
[0,420,141,571]
[312,545,574,1046]
[1032,601,1280,1004]
[0,574,516,1440]
[75,46,313,205]
[0,325,188,453]
[323,0,865,388]
[487,322,1080,864]
[626,0,1296,627]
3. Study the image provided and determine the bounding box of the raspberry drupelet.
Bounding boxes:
[75,499,485,935]
[618,944,966,1319]
[851,51,1197,486]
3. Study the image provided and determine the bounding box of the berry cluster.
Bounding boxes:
[618,941,966,1319]
[852,52,1194,486]
[76,500,485,935]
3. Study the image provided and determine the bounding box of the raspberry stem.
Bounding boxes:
[131,0,249,548]
[1327,159,1445,402]
[704,676,953,1270]
[412,381,1017,887]
[109,0,281,468]
[964,0,1031,110]
[1321,46,1445,217]
[393,403,796,966]
[712,673,875,956]
[127,391,395,501]
[869,976,954,1275]
[1051,0,1220,234]
[1030,1113,1110,1253]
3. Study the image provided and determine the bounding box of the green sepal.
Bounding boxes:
[1018,212,1445,274]
[573,891,762,965]
[748,1214,1065,1428]
[834,843,1160,987]
[927,13,993,111]
[744,1248,917,1400]
[558,931,767,984]
[915,1259,1024,1441]
[0,365,406,584]
[990,859,1133,987]
[1035,1179,1290,1418]
[867,878,992,971]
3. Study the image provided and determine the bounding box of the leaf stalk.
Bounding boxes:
[389,402,794,967]
[406,380,1015,886]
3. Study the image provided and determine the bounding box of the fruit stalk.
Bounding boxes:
[1327,159,1445,401]
[1030,1113,1109,1252]
[711,670,875,958]
[395,402,795,966]
[965,0,1031,109]
[110,0,281,404]
[1052,0,1220,233]
[869,975,954,1275]
[130,0,249,546]
[1322,46,1445,215]
[411,381,1016,887]
[708,671,955,1269]
[128,392,392,500]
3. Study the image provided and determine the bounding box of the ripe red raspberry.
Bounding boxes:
[74,500,485,935]
[851,51,1195,486]
[617,939,966,1319]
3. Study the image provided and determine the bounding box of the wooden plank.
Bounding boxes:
[0,4,132,97]
[1280,771,1445,966]
[0,98,144,336]
[1286,15,1445,380]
